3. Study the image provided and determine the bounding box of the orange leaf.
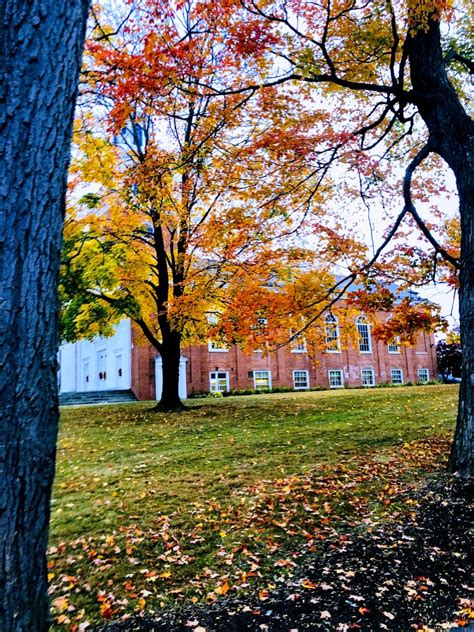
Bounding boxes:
[100,603,113,619]
[215,580,230,595]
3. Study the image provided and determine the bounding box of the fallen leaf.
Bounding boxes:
[215,580,230,596]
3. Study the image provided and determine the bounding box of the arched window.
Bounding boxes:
[356,315,372,353]
[325,313,341,352]
[385,317,401,353]
[207,311,228,352]
[290,329,307,352]
[388,338,401,353]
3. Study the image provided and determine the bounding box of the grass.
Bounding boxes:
[49,384,458,628]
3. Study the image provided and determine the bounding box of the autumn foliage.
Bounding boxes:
[61,0,457,410]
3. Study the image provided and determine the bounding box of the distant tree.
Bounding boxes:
[0,1,89,629]
[437,337,463,382]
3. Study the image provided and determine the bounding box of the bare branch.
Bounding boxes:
[403,143,460,270]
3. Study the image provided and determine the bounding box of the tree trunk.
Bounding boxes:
[407,19,474,478]
[449,182,474,477]
[154,331,186,412]
[0,2,89,629]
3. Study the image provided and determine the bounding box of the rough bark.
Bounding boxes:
[151,213,186,411]
[449,185,474,477]
[406,21,474,478]
[154,331,186,412]
[0,2,89,629]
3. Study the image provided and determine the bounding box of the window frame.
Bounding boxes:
[207,311,228,352]
[417,368,430,383]
[292,369,310,390]
[208,340,229,353]
[209,371,230,392]
[388,337,401,354]
[291,333,307,353]
[253,317,268,333]
[325,313,341,353]
[356,315,372,354]
[253,370,272,390]
[361,367,376,387]
[391,368,404,385]
[328,369,344,389]
[252,317,268,353]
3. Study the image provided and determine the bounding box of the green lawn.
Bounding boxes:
[49,385,458,628]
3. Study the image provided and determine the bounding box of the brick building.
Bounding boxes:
[59,313,438,401]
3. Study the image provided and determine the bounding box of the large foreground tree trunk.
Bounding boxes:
[449,178,474,477]
[407,19,474,478]
[0,2,89,629]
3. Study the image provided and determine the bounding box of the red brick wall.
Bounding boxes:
[130,328,157,400]
[131,318,438,400]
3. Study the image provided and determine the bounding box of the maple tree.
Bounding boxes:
[184,0,472,476]
[61,0,360,411]
[0,1,89,628]
[63,0,451,413]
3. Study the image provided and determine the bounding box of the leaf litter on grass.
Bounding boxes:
[48,434,453,629]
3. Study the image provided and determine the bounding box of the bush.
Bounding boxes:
[271,386,294,393]
[191,380,442,399]
[225,388,268,396]
[189,390,212,399]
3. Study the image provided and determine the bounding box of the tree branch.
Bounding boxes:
[445,49,474,74]
[403,143,460,270]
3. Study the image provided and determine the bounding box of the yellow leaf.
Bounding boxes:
[53,596,69,613]
[215,580,229,595]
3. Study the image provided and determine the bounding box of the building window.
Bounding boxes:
[209,371,229,392]
[391,368,404,384]
[357,315,372,353]
[418,368,429,383]
[291,333,307,353]
[208,340,229,352]
[325,313,341,353]
[388,337,401,354]
[207,311,228,352]
[253,370,272,390]
[361,367,376,387]
[293,370,310,390]
[328,369,344,388]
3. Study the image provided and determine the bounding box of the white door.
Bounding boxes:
[114,351,124,389]
[97,349,108,390]
[82,359,91,391]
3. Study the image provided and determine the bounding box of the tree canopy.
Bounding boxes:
[63,0,473,472]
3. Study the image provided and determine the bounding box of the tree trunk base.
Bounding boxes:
[151,401,190,413]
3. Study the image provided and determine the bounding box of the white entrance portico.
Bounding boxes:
[58,320,132,394]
